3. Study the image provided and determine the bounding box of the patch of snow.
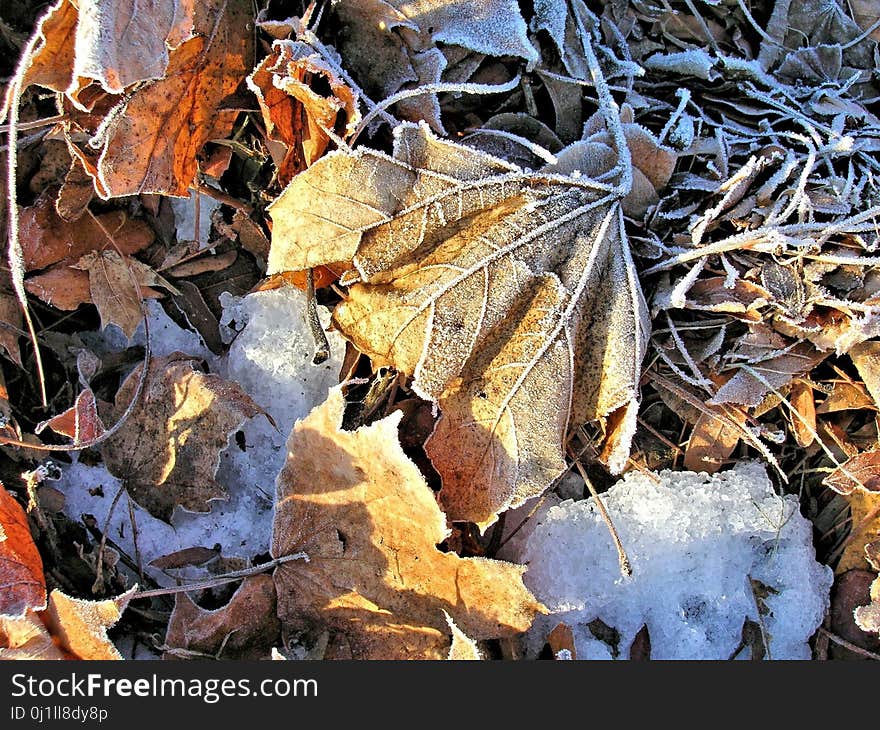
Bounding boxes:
[131,300,216,365]
[58,459,271,586]
[57,286,345,587]
[78,299,216,369]
[171,189,222,248]
[216,287,345,504]
[518,462,833,660]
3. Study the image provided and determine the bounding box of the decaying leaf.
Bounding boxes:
[824,450,880,495]
[73,251,174,338]
[19,193,154,272]
[7,0,196,108]
[247,40,360,185]
[547,621,577,660]
[578,105,677,218]
[35,387,105,443]
[24,266,92,312]
[13,0,254,197]
[837,489,880,575]
[271,387,543,659]
[816,381,875,413]
[850,341,880,409]
[0,588,134,660]
[683,405,746,473]
[788,380,817,448]
[101,354,264,521]
[824,451,880,573]
[0,484,46,619]
[333,0,537,130]
[268,121,649,528]
[164,575,280,660]
[850,0,880,41]
[709,342,826,408]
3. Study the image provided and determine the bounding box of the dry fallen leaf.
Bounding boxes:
[19,193,154,272]
[0,588,134,660]
[445,611,482,660]
[709,342,825,408]
[35,387,106,443]
[837,489,880,575]
[578,106,678,218]
[73,250,173,338]
[824,450,880,495]
[164,575,280,660]
[82,0,253,197]
[271,386,543,659]
[333,0,536,131]
[247,40,360,185]
[824,450,880,573]
[101,354,264,521]
[683,404,747,473]
[789,379,817,448]
[0,483,46,619]
[14,0,254,197]
[24,266,92,312]
[7,0,196,108]
[268,121,649,528]
[850,341,880,409]
[847,0,880,42]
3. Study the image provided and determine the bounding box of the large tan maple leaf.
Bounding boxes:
[271,387,543,659]
[268,119,649,529]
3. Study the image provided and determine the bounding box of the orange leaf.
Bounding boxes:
[78,0,254,197]
[824,450,880,495]
[247,40,360,185]
[789,380,816,448]
[683,405,746,473]
[35,388,105,443]
[0,484,46,619]
[19,193,154,272]
[24,266,91,311]
[256,266,346,293]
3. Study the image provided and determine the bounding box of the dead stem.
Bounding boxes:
[132,552,310,599]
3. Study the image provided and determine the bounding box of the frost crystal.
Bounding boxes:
[520,462,833,659]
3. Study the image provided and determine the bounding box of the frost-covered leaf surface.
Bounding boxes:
[271,386,543,659]
[0,588,134,660]
[269,121,649,528]
[100,354,264,521]
[5,0,880,663]
[0,483,46,618]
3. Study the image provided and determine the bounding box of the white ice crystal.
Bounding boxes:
[519,462,833,660]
